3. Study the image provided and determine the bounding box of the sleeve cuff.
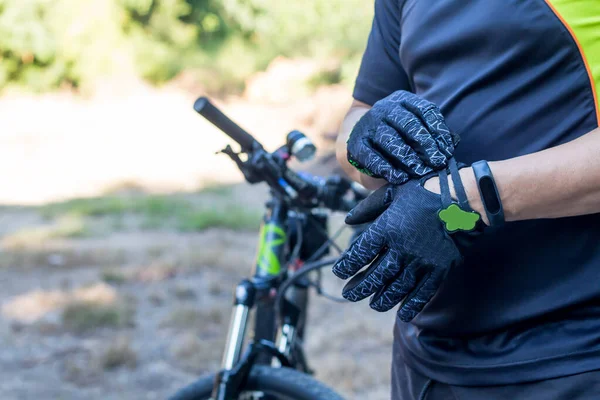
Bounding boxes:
[352,78,396,106]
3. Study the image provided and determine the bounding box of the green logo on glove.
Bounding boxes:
[438,204,480,232]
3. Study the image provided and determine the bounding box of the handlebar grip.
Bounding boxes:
[193,97,262,151]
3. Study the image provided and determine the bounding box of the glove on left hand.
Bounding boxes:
[332,159,482,322]
[347,90,460,184]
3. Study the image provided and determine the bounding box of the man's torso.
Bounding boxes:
[354,0,600,386]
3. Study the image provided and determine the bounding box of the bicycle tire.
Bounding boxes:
[169,366,345,400]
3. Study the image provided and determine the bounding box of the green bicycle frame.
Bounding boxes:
[255,205,288,277]
[252,198,288,350]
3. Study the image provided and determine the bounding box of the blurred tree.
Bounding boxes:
[0,0,372,93]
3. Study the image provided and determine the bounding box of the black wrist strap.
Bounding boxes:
[472,160,505,227]
[438,159,473,211]
[436,159,482,233]
[448,158,472,211]
[438,169,452,208]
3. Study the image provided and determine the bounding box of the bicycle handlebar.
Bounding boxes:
[194,97,262,152]
[193,96,363,211]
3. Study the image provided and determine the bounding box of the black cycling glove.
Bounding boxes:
[333,159,483,322]
[347,90,460,184]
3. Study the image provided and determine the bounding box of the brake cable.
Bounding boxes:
[275,222,350,323]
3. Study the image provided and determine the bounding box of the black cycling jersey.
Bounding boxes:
[354,0,600,386]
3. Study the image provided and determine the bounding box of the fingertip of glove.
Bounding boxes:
[386,167,414,185]
[332,259,351,280]
[397,297,426,322]
[387,175,409,186]
[368,301,387,313]
[344,211,360,225]
[341,290,359,303]
[332,268,351,281]
[368,290,394,313]
[397,308,418,323]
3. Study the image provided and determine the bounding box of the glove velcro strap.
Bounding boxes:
[448,158,472,211]
[438,169,452,208]
[437,158,481,233]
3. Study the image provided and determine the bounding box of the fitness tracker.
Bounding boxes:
[471,160,505,227]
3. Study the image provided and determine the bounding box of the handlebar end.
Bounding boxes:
[193,96,261,151]
[193,96,209,114]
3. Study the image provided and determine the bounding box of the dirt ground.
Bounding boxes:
[0,79,395,399]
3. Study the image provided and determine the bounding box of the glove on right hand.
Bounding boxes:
[333,159,482,322]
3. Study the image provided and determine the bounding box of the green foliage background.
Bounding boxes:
[0,0,373,93]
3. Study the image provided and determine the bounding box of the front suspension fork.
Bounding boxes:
[221,280,255,370]
[214,279,292,400]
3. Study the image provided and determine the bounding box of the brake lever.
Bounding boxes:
[219,145,261,184]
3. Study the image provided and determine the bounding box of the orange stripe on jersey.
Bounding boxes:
[544,0,600,126]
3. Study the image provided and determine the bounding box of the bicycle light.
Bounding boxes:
[287,130,316,162]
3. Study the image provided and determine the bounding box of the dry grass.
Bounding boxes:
[160,308,203,330]
[170,331,225,373]
[100,268,128,285]
[131,260,178,282]
[148,289,166,306]
[34,321,62,336]
[0,214,257,272]
[197,180,235,197]
[62,301,134,334]
[182,245,255,274]
[2,289,67,323]
[62,350,102,386]
[61,336,138,385]
[171,284,196,300]
[176,208,261,232]
[100,336,137,370]
[208,281,228,296]
[160,305,226,331]
[2,283,117,323]
[0,218,395,399]
[146,244,167,259]
[0,244,130,269]
[72,283,118,304]
[1,215,90,249]
[201,308,226,325]
[37,191,262,234]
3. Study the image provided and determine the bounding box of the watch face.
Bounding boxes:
[479,176,501,214]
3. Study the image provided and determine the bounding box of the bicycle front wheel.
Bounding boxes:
[169,366,344,400]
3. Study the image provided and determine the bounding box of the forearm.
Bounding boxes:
[336,101,388,189]
[458,127,600,223]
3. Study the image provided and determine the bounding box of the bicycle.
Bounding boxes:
[168,97,365,400]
